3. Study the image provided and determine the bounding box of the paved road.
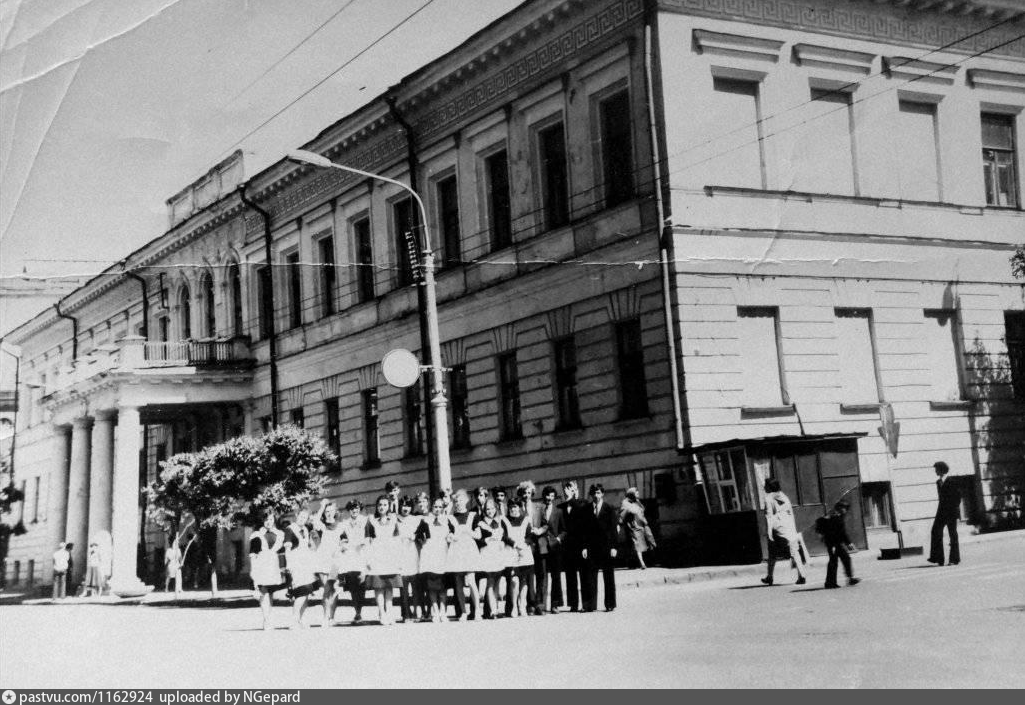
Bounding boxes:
[2,537,1023,688]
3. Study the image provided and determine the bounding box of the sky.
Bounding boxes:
[0,0,523,338]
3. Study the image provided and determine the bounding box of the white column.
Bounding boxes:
[45,426,71,582]
[87,413,115,540]
[109,405,148,593]
[64,417,92,587]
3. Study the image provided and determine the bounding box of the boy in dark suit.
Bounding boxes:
[928,461,962,566]
[580,483,619,612]
[816,501,860,589]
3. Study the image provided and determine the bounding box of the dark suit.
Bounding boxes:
[580,501,619,611]
[928,476,961,565]
[556,499,584,610]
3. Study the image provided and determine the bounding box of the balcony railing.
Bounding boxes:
[142,340,244,366]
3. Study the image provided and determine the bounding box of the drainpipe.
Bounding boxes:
[121,262,149,339]
[387,95,438,495]
[54,301,79,361]
[238,184,280,426]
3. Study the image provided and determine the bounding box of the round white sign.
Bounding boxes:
[382,348,421,388]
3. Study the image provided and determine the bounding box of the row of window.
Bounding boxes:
[264,319,649,470]
[710,74,1021,207]
[739,308,1025,407]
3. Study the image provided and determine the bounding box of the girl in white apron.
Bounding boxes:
[416,496,454,622]
[503,499,535,617]
[394,497,422,622]
[337,500,368,623]
[477,499,512,619]
[313,499,344,627]
[364,496,402,625]
[446,489,482,621]
[248,510,285,630]
[283,509,318,629]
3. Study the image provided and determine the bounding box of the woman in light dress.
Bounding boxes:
[364,495,402,625]
[503,499,535,617]
[761,478,807,586]
[313,499,344,626]
[248,509,286,630]
[477,498,513,619]
[337,500,368,623]
[446,489,482,621]
[415,495,454,622]
[394,496,422,622]
[282,508,319,629]
[619,488,656,570]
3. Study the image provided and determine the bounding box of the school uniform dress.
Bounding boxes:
[504,514,535,580]
[315,520,345,578]
[478,516,513,576]
[416,515,453,591]
[446,511,482,574]
[364,515,402,589]
[395,515,421,578]
[249,528,286,592]
[283,522,320,598]
[337,516,367,589]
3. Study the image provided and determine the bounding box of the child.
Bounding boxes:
[282,508,319,629]
[364,495,402,625]
[248,509,286,630]
[416,495,454,622]
[503,499,534,617]
[446,489,482,621]
[477,498,513,619]
[337,500,367,623]
[394,497,422,622]
[313,499,344,627]
[816,501,861,589]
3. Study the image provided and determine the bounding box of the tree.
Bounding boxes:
[1012,244,1025,280]
[0,483,26,590]
[146,425,331,596]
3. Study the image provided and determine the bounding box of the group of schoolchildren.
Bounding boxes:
[248,479,638,630]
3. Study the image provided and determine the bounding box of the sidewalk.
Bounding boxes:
[11,527,1023,606]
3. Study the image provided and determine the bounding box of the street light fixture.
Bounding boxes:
[286,149,452,493]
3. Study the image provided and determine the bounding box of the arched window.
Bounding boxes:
[179,285,192,339]
[201,272,216,338]
[228,262,243,337]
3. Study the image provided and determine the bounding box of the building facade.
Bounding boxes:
[2,0,1023,588]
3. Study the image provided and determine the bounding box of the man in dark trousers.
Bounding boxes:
[556,480,584,612]
[540,485,565,613]
[580,484,619,612]
[816,501,861,589]
[928,461,961,566]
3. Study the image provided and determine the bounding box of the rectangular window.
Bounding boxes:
[449,364,471,449]
[861,482,892,529]
[553,336,581,429]
[26,559,34,586]
[393,197,416,287]
[12,561,19,586]
[1005,311,1025,400]
[982,113,1019,208]
[699,448,753,514]
[324,397,340,467]
[923,310,963,402]
[32,476,40,522]
[708,77,765,189]
[290,407,304,429]
[599,90,634,207]
[616,318,649,419]
[836,308,881,405]
[257,266,273,340]
[437,175,461,268]
[404,385,425,457]
[538,121,570,229]
[362,388,380,466]
[794,88,856,195]
[354,217,375,303]
[286,251,302,330]
[317,235,336,317]
[485,149,512,250]
[896,100,941,202]
[737,307,787,407]
[497,352,522,440]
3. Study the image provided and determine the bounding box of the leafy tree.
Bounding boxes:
[0,483,26,590]
[1012,244,1025,280]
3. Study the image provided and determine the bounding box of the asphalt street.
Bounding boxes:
[2,536,1023,688]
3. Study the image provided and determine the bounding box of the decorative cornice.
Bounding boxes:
[693,28,785,61]
[883,55,960,84]
[658,0,1025,59]
[967,67,1025,91]
[793,42,876,73]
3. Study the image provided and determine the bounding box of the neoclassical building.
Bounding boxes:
[3,0,1023,589]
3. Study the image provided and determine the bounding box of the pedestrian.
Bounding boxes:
[761,478,807,586]
[556,480,584,612]
[83,542,103,597]
[927,461,962,566]
[248,509,286,631]
[534,485,563,614]
[477,498,512,619]
[619,487,656,570]
[282,508,319,629]
[65,542,75,595]
[312,499,344,627]
[364,495,402,625]
[385,480,402,515]
[337,499,368,624]
[164,538,183,598]
[52,541,70,599]
[503,498,534,617]
[446,488,482,621]
[394,496,422,623]
[580,484,618,612]
[816,501,861,589]
[415,495,454,623]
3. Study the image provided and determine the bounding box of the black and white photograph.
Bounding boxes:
[1,0,1024,690]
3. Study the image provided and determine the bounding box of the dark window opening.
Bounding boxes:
[404,384,425,457]
[616,318,648,419]
[486,149,512,251]
[393,198,417,288]
[354,218,375,303]
[363,388,380,466]
[290,407,304,429]
[600,90,634,207]
[437,175,461,268]
[229,262,243,337]
[318,236,336,317]
[286,252,302,329]
[450,364,471,449]
[324,397,341,471]
[539,122,570,229]
[497,352,522,440]
[257,266,273,341]
[1005,311,1025,399]
[553,336,581,429]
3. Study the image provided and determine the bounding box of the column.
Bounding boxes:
[87,413,115,540]
[109,405,147,593]
[45,426,71,583]
[64,417,92,588]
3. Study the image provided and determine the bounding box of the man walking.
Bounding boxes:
[816,501,860,589]
[927,461,961,566]
[52,542,70,599]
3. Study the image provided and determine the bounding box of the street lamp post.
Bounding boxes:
[287,150,452,493]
